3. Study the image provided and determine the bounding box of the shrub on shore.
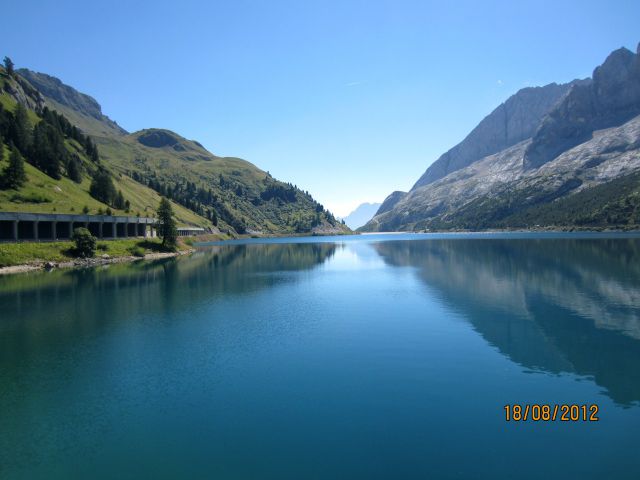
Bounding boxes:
[72,227,97,258]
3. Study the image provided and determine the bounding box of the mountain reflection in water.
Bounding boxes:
[374,237,640,405]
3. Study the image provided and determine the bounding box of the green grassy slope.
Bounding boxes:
[0,91,209,226]
[97,129,334,233]
[45,96,126,137]
[4,68,349,235]
[0,237,186,268]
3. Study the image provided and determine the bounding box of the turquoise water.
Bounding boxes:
[1,233,640,479]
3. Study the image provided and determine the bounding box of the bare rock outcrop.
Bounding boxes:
[364,42,640,232]
[524,44,640,169]
[412,81,581,189]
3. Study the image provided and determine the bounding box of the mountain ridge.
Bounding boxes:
[412,80,587,189]
[17,69,128,137]
[1,67,349,235]
[363,42,640,232]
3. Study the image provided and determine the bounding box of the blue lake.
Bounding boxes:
[1,233,640,479]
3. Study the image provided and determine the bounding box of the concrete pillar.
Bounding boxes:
[99,222,103,239]
[52,222,57,240]
[12,221,18,241]
[144,224,148,238]
[124,222,128,238]
[33,221,39,241]
[70,222,75,235]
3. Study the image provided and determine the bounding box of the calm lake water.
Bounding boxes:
[2,233,640,479]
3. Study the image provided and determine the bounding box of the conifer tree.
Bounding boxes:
[157,197,177,250]
[90,168,116,205]
[115,189,125,209]
[3,146,27,189]
[3,57,14,76]
[11,103,31,154]
[67,156,82,183]
[31,122,62,179]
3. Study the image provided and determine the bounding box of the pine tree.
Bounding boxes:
[157,197,177,250]
[90,168,116,205]
[84,137,99,162]
[11,103,31,154]
[67,156,82,183]
[3,57,14,77]
[3,146,27,189]
[30,122,63,179]
[115,190,125,209]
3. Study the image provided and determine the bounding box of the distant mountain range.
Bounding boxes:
[341,202,381,229]
[0,66,349,235]
[362,42,640,232]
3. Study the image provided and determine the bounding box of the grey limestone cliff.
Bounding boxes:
[412,81,582,189]
[364,42,640,232]
[524,44,640,169]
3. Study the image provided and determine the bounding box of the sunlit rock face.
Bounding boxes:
[413,82,578,189]
[365,44,640,233]
[524,46,640,169]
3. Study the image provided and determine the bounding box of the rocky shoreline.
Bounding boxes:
[0,249,195,276]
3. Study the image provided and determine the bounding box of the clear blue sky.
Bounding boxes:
[4,0,640,216]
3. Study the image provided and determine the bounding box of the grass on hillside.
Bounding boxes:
[0,238,187,268]
[0,141,207,226]
[3,73,344,235]
[0,92,209,227]
[95,130,344,234]
[0,92,40,124]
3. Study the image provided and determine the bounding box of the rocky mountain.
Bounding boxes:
[342,202,381,229]
[363,43,640,232]
[1,67,348,235]
[524,47,640,169]
[17,69,127,137]
[412,80,585,189]
[376,191,406,216]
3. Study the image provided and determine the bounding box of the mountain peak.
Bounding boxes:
[136,129,184,149]
[411,80,578,189]
[364,41,640,233]
[524,44,640,169]
[131,128,217,162]
[16,69,127,136]
[593,46,636,84]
